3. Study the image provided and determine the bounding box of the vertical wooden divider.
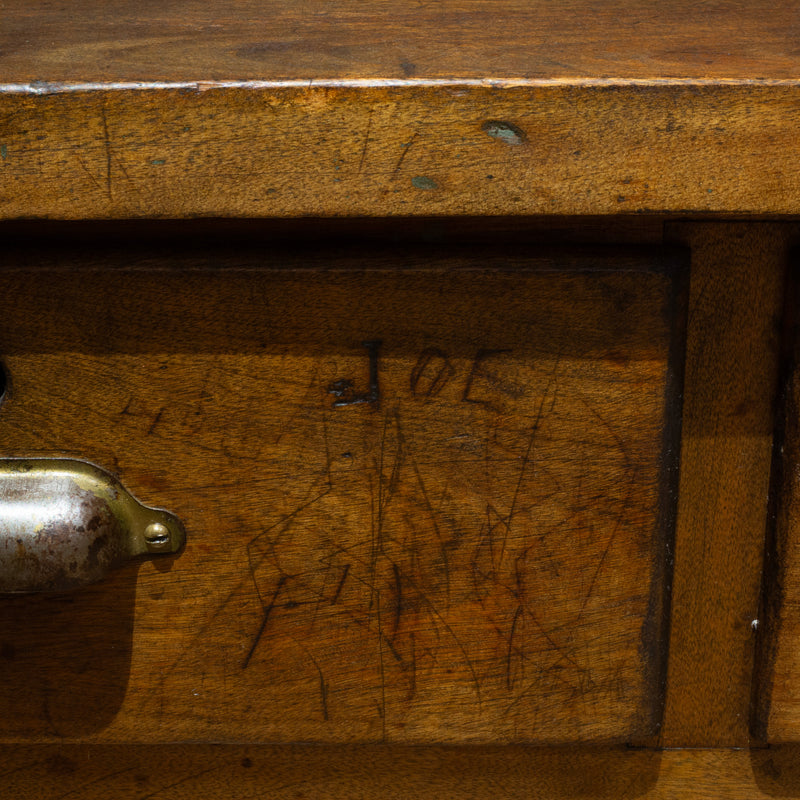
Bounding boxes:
[660,222,787,746]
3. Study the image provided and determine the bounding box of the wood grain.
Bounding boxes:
[2,0,800,82]
[3,84,800,219]
[660,223,786,747]
[0,245,684,744]
[754,246,800,741]
[2,744,800,799]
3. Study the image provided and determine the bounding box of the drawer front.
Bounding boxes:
[0,246,685,744]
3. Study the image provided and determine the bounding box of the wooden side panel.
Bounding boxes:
[0,246,683,744]
[660,223,785,747]
[754,249,800,740]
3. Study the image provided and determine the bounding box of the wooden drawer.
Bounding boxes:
[0,242,686,745]
[4,0,800,792]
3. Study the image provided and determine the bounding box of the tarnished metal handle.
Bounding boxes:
[0,459,185,593]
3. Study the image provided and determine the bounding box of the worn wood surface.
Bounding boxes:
[4,84,800,219]
[754,246,800,741]
[3,0,800,82]
[0,244,684,743]
[2,744,800,799]
[4,2,800,219]
[4,5,800,217]
[660,223,786,747]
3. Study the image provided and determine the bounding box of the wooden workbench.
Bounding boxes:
[2,2,800,797]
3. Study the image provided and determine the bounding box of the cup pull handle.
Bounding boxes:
[0,459,185,593]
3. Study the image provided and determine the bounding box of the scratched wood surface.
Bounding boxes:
[3,0,800,82]
[5,4,800,219]
[4,84,800,219]
[659,223,787,747]
[0,244,684,743]
[3,744,800,798]
[753,247,800,741]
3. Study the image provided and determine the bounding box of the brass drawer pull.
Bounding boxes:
[0,459,185,593]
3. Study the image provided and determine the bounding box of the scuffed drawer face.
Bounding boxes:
[0,246,685,744]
